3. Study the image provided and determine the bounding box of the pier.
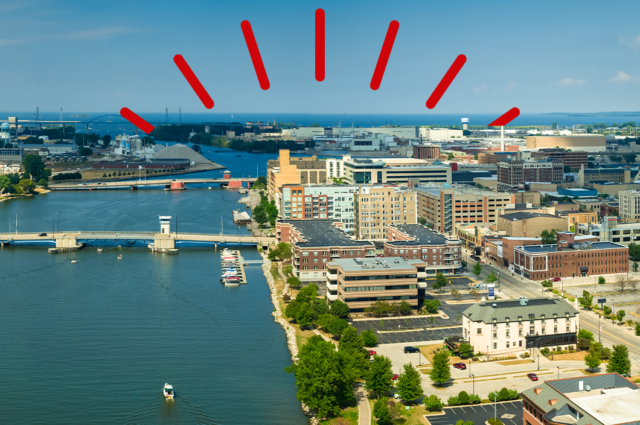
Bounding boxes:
[48,177,257,191]
[221,250,247,285]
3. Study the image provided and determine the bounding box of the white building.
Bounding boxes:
[0,162,20,174]
[462,297,579,356]
[419,128,464,139]
[327,157,346,180]
[618,190,640,222]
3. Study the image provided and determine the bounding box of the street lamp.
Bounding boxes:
[56,213,60,233]
[472,374,475,396]
[557,366,560,379]
[493,391,498,421]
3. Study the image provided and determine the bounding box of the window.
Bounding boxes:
[554,326,558,334]
[493,332,497,339]
[566,323,570,332]
[493,342,497,350]
[477,328,482,335]
[519,329,523,337]
[530,326,535,335]
[302,252,309,256]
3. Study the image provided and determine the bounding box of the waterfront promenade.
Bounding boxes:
[48,177,257,190]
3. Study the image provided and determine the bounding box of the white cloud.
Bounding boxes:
[620,35,640,49]
[558,78,586,86]
[610,71,634,82]
[0,27,136,46]
[505,81,519,90]
[472,83,488,94]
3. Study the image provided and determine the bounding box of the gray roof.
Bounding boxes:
[519,242,626,253]
[279,219,374,248]
[386,224,447,246]
[151,143,218,165]
[462,298,578,324]
[328,256,423,272]
[500,212,562,221]
[521,374,639,425]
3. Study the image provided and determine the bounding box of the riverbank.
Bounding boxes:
[0,188,50,203]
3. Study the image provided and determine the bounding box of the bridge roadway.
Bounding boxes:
[48,177,257,191]
[0,231,274,253]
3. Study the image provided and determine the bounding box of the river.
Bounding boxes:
[0,150,307,424]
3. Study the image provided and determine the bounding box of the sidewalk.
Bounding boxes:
[356,385,370,425]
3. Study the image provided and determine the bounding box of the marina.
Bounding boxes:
[220,249,248,285]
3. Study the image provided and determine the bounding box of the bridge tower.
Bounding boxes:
[159,216,172,234]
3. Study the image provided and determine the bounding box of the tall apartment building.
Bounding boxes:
[415,184,515,235]
[384,224,463,274]
[462,298,578,356]
[531,148,588,170]
[278,184,358,232]
[343,157,451,185]
[354,185,417,241]
[497,159,563,191]
[276,220,375,282]
[412,144,440,159]
[267,150,327,200]
[618,190,640,222]
[326,257,426,312]
[326,158,345,180]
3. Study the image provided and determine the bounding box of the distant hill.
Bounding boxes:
[544,112,640,117]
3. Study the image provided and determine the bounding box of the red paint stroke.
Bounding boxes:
[241,20,270,90]
[426,54,467,109]
[489,107,521,126]
[315,8,325,82]
[120,108,155,134]
[174,54,214,109]
[370,20,399,90]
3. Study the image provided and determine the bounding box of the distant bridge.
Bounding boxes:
[48,177,257,191]
[0,231,274,254]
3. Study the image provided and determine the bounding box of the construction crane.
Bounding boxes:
[368,116,375,127]
[337,113,346,128]
[289,117,297,127]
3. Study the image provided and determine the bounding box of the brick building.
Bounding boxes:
[600,201,619,218]
[531,148,589,170]
[276,220,375,282]
[384,224,463,274]
[497,212,567,238]
[497,159,563,191]
[354,184,417,241]
[513,233,628,280]
[267,150,327,200]
[412,144,440,159]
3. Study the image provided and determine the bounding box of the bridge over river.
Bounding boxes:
[48,177,257,191]
[0,231,274,254]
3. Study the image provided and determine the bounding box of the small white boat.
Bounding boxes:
[97,248,103,253]
[117,255,123,260]
[222,278,240,286]
[222,270,238,277]
[222,257,237,262]
[163,383,174,400]
[71,260,78,264]
[117,245,122,249]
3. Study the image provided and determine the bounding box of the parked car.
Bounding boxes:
[552,277,561,282]
[391,374,399,381]
[453,362,467,370]
[38,233,47,237]
[527,373,538,381]
[404,346,419,353]
[369,350,377,356]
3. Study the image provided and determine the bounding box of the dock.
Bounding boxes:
[232,210,251,225]
[221,250,248,285]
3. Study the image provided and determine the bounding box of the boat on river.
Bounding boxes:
[163,383,174,400]
[222,270,238,277]
[118,255,123,260]
[222,277,240,286]
[71,260,78,264]
[97,248,103,253]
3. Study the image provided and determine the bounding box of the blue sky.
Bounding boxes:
[2,0,640,114]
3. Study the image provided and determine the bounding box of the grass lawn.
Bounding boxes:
[321,404,358,425]
[418,345,465,365]
[497,359,534,366]
[547,351,587,361]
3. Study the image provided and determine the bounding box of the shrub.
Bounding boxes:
[636,323,640,336]
[424,395,442,411]
[541,348,550,356]
[598,276,606,285]
[447,396,460,406]
[424,299,441,314]
[361,329,378,347]
[488,419,504,425]
[458,391,469,404]
[498,387,511,401]
[469,394,481,404]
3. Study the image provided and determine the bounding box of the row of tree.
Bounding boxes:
[52,172,82,181]
[253,193,278,227]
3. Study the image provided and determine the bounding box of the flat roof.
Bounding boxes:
[519,241,626,253]
[279,219,373,248]
[328,256,423,272]
[500,212,560,221]
[386,224,448,246]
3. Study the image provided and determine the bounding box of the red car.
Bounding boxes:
[391,374,399,380]
[453,362,467,370]
[527,373,538,381]
[552,278,561,282]
[369,350,377,356]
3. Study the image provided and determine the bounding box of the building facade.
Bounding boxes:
[326,257,426,312]
[412,144,440,159]
[326,158,345,180]
[462,298,578,356]
[278,184,358,232]
[618,190,640,222]
[384,224,463,274]
[267,150,327,200]
[497,159,564,191]
[354,185,417,241]
[526,135,606,152]
[276,220,375,282]
[576,218,640,245]
[343,157,451,185]
[531,149,588,170]
[415,184,515,235]
[0,162,20,174]
[0,147,23,163]
[497,212,567,238]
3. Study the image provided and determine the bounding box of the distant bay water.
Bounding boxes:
[3,112,640,136]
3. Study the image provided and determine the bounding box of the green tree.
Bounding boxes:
[18,179,35,193]
[361,329,378,347]
[578,329,594,342]
[606,345,631,375]
[285,336,356,419]
[541,279,553,290]
[579,290,593,309]
[316,313,335,330]
[457,390,470,405]
[397,363,424,403]
[417,217,427,225]
[252,204,268,226]
[447,152,454,160]
[296,284,318,303]
[584,345,601,371]
[22,154,45,181]
[459,343,473,358]
[399,301,412,315]
[424,394,443,411]
[328,318,349,339]
[286,276,301,288]
[37,179,48,187]
[635,323,640,336]
[339,326,364,352]
[423,299,441,314]
[330,299,351,319]
[623,153,637,163]
[433,272,448,292]
[616,310,626,323]
[429,350,451,386]
[486,272,498,284]
[634,262,639,272]
[598,276,606,285]
[540,229,558,244]
[461,259,467,269]
[366,355,394,398]
[295,303,315,329]
[373,397,392,425]
[473,262,482,277]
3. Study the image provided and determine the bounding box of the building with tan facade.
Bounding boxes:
[462,297,578,357]
[326,257,427,312]
[415,184,515,235]
[412,144,440,160]
[354,184,417,241]
[267,150,327,200]
[497,212,567,238]
[557,210,598,231]
[618,189,640,223]
[342,157,451,185]
[526,135,606,152]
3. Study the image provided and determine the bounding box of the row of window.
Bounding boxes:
[343,295,417,302]
[342,284,417,291]
[343,274,418,281]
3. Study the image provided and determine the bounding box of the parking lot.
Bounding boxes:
[372,326,461,344]
[425,400,522,425]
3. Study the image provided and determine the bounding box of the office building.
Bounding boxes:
[278,184,358,232]
[415,184,515,235]
[526,135,606,152]
[521,374,640,425]
[326,157,345,180]
[343,157,451,185]
[497,159,564,191]
[513,232,628,280]
[276,219,375,282]
[413,144,440,159]
[531,149,589,170]
[267,150,327,201]
[462,298,578,356]
[497,212,567,238]
[419,128,463,139]
[618,190,640,222]
[354,184,417,241]
[384,224,463,274]
[326,257,426,312]
[577,217,640,245]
